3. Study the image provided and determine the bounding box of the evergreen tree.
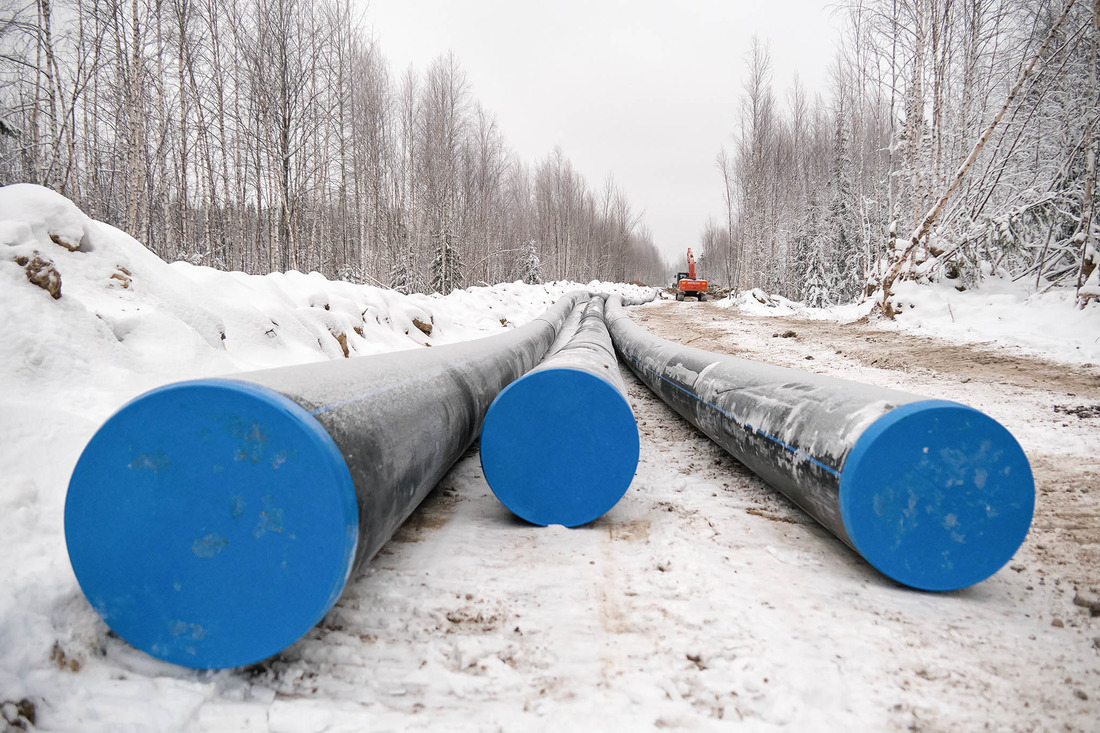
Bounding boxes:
[389,255,413,294]
[389,236,425,295]
[803,249,829,307]
[430,230,463,294]
[824,114,861,303]
[521,240,542,284]
[793,189,824,304]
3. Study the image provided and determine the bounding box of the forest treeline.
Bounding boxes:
[704,0,1098,309]
[0,0,668,291]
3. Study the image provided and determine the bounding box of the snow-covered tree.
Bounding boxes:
[793,189,826,304]
[430,231,463,295]
[823,113,862,303]
[0,2,668,285]
[521,240,542,284]
[389,241,425,295]
[803,249,830,308]
[703,0,1095,308]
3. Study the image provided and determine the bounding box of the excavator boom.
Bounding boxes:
[676,248,708,301]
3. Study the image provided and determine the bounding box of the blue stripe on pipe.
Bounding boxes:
[65,379,359,669]
[621,350,842,478]
[480,367,639,527]
[840,400,1034,591]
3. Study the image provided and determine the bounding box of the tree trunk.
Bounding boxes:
[881,0,1080,314]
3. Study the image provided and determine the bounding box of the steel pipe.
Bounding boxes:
[543,296,589,359]
[65,290,588,669]
[480,296,639,527]
[605,296,1034,591]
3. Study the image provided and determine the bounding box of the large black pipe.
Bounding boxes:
[543,296,590,358]
[480,296,639,526]
[65,290,588,669]
[605,296,1034,591]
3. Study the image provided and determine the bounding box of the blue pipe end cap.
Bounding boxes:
[480,368,639,527]
[64,379,359,669]
[839,400,1034,591]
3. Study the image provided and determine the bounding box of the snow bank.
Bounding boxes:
[0,183,648,728]
[716,279,1100,366]
[888,278,1100,366]
[717,287,875,323]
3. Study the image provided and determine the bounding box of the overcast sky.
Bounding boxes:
[361,1,845,264]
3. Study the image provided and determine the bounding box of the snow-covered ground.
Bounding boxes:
[2,183,1098,731]
[725,277,1100,368]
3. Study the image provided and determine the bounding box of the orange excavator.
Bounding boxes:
[675,248,708,301]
